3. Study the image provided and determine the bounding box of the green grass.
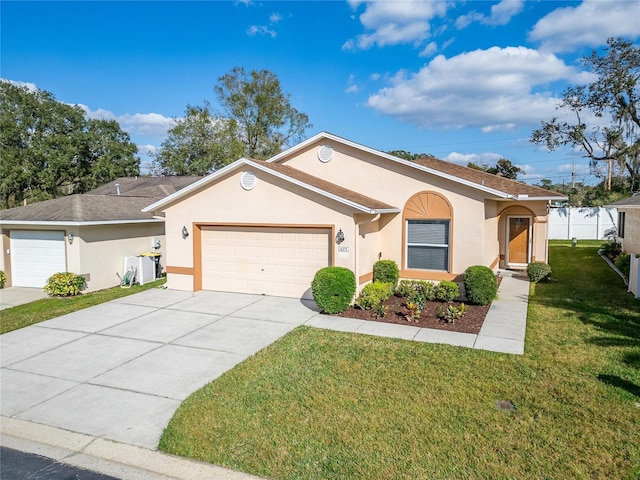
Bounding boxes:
[159,246,640,479]
[0,278,166,334]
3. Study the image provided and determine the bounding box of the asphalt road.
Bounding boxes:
[0,446,121,480]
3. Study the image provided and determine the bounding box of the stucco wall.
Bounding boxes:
[162,168,358,291]
[620,208,640,254]
[497,203,550,267]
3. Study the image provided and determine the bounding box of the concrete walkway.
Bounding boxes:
[0,287,49,310]
[1,271,529,479]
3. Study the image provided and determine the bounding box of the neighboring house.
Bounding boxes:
[607,194,640,254]
[0,176,201,291]
[143,132,567,300]
[607,194,640,298]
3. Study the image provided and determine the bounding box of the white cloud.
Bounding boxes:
[418,41,438,58]
[366,46,585,131]
[343,0,449,50]
[445,151,503,165]
[269,13,282,23]
[78,104,176,138]
[456,0,523,29]
[137,144,158,157]
[529,0,640,52]
[2,78,38,92]
[247,25,277,37]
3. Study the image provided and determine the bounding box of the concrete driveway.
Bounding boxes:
[1,288,320,449]
[0,287,49,310]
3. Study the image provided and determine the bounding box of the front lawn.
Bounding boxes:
[159,244,640,479]
[0,278,166,335]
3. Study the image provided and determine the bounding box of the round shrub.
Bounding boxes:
[356,282,393,310]
[434,280,459,302]
[373,260,399,289]
[464,266,498,305]
[44,272,87,297]
[526,262,552,283]
[311,267,356,314]
[0,270,6,289]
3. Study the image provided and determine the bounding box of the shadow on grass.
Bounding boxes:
[598,374,640,398]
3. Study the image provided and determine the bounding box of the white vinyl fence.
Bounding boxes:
[629,255,640,298]
[549,207,617,240]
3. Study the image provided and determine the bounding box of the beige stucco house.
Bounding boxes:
[0,176,200,291]
[143,132,566,300]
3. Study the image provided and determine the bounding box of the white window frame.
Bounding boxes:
[405,219,450,272]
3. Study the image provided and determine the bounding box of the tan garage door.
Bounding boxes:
[201,226,331,299]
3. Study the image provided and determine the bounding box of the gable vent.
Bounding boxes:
[240,171,257,190]
[318,145,334,163]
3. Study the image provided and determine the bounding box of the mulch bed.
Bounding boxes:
[335,277,502,335]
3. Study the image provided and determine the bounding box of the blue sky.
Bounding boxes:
[2,1,640,185]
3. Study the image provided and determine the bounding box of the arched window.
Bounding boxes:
[403,192,453,272]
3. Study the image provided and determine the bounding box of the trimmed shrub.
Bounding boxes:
[526,262,552,283]
[373,260,399,289]
[0,270,6,289]
[395,279,435,300]
[434,280,459,302]
[395,279,415,298]
[464,266,498,305]
[44,272,87,297]
[356,282,394,310]
[311,267,356,314]
[615,253,631,277]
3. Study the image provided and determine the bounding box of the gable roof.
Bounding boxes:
[0,176,202,225]
[269,131,567,201]
[606,194,640,208]
[143,159,399,214]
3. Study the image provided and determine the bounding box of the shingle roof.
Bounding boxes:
[412,156,565,198]
[607,194,640,208]
[0,176,202,223]
[257,162,397,211]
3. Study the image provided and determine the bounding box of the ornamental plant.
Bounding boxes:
[373,260,399,289]
[434,280,459,302]
[356,282,394,310]
[464,266,498,305]
[0,270,6,289]
[44,272,87,297]
[311,267,356,314]
[526,262,552,283]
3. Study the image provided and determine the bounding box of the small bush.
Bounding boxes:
[437,303,468,323]
[395,279,415,298]
[434,280,459,302]
[44,272,87,297]
[526,262,552,283]
[0,270,6,289]
[311,267,356,314]
[615,253,631,277]
[373,260,399,289]
[600,240,621,255]
[395,279,435,300]
[356,282,394,310]
[464,266,498,305]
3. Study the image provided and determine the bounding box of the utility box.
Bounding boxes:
[124,255,155,286]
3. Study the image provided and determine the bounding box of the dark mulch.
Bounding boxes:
[336,295,490,334]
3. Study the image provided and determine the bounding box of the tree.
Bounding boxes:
[215,68,311,160]
[387,150,433,161]
[467,158,524,180]
[0,81,139,208]
[531,38,640,191]
[152,103,245,176]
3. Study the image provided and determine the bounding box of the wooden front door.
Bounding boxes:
[508,217,530,264]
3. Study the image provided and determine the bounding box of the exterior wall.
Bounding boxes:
[497,202,549,267]
[354,213,383,286]
[0,223,164,292]
[162,168,357,291]
[279,139,501,277]
[77,223,165,292]
[1,230,8,285]
[620,208,640,254]
[483,201,500,270]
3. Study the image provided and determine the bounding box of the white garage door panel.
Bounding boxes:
[201,227,330,299]
[10,230,66,288]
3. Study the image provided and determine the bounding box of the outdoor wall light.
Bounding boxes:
[182,225,189,239]
[335,228,345,245]
[67,233,74,245]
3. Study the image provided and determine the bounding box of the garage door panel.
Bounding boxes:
[10,230,66,288]
[201,227,331,299]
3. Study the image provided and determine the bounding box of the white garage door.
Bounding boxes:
[10,230,66,288]
[201,226,331,299]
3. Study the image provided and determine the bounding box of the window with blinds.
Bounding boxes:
[407,219,449,271]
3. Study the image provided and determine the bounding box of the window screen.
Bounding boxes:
[618,211,626,238]
[407,220,449,271]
